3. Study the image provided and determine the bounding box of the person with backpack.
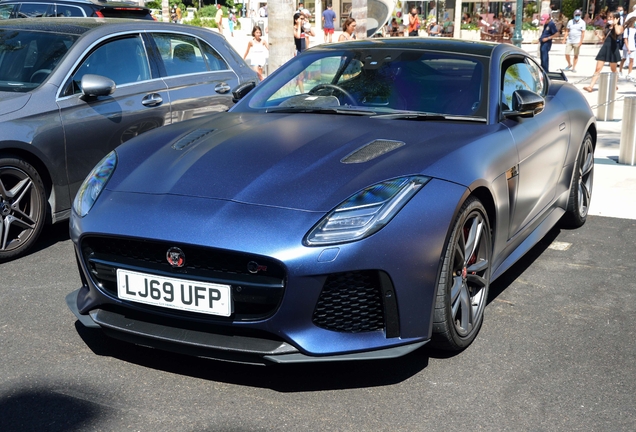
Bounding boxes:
[623,17,636,81]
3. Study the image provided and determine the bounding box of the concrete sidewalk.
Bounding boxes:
[222,30,636,220]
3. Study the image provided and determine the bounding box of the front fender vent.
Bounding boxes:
[340,139,405,164]
[172,129,215,150]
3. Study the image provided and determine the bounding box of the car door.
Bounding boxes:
[501,57,570,238]
[56,33,170,197]
[146,32,238,122]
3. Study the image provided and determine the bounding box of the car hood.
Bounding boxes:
[110,112,493,212]
[0,92,31,116]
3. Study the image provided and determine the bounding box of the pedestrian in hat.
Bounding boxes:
[539,13,558,72]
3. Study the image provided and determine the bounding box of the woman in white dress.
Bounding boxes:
[243,26,269,81]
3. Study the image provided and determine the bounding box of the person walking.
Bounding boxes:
[322,4,336,43]
[584,12,624,92]
[339,17,357,41]
[228,10,236,37]
[622,17,636,81]
[215,4,224,35]
[539,13,559,72]
[244,25,268,81]
[407,7,420,37]
[563,9,586,73]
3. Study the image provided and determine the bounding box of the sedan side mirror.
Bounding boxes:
[80,74,116,99]
[503,89,545,119]
[232,81,256,103]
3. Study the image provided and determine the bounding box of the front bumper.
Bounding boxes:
[67,288,426,364]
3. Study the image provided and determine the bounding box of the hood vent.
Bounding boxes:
[341,139,405,164]
[172,129,215,150]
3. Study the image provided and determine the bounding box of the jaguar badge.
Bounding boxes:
[166,247,185,268]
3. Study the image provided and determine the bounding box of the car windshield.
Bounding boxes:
[0,29,77,92]
[234,49,488,119]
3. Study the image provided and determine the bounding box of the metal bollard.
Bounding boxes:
[620,97,636,165]
[597,72,618,121]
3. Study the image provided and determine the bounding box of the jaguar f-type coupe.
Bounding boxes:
[67,39,596,364]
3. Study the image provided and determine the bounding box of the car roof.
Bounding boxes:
[0,17,201,34]
[308,37,522,58]
[0,0,147,7]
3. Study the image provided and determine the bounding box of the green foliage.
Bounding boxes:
[561,0,582,21]
[146,0,161,9]
[199,5,226,17]
[461,22,479,30]
[524,3,537,19]
[522,21,538,30]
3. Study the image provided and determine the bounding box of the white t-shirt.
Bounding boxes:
[625,27,636,52]
[566,19,586,44]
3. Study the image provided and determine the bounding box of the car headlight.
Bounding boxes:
[304,176,430,246]
[73,151,117,217]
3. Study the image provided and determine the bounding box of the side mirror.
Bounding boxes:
[80,74,115,99]
[232,81,256,103]
[503,89,545,118]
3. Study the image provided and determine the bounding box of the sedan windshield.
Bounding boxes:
[0,29,77,92]
[234,49,488,119]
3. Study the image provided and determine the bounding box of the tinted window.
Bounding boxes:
[0,4,14,19]
[70,36,150,93]
[17,2,50,17]
[151,33,228,76]
[49,4,85,17]
[0,29,76,92]
[242,50,486,118]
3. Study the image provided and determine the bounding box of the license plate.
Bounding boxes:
[116,269,231,317]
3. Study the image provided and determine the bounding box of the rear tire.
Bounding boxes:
[561,132,594,228]
[0,157,47,261]
[431,197,492,351]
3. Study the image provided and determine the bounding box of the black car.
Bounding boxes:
[0,18,258,260]
[0,0,153,19]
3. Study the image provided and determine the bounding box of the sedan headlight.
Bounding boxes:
[73,151,117,217]
[305,176,430,246]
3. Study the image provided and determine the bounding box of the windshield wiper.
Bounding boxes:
[372,111,486,122]
[265,106,377,116]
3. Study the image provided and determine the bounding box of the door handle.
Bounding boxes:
[215,83,231,94]
[142,93,163,107]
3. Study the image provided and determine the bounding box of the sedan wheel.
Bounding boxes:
[431,197,492,351]
[562,132,594,228]
[0,157,46,261]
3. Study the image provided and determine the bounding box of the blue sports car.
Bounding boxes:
[67,39,596,364]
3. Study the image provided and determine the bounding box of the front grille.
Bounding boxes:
[312,271,385,333]
[80,236,285,321]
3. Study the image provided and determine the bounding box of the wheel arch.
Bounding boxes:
[0,144,55,222]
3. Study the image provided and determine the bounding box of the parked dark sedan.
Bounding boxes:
[67,39,595,364]
[0,18,258,260]
[0,0,153,20]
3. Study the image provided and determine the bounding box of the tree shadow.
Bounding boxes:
[0,385,107,432]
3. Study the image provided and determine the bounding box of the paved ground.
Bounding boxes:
[1,35,636,431]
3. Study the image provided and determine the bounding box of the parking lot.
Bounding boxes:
[1,213,635,431]
[2,39,636,430]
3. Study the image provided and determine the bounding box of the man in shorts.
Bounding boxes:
[563,9,586,73]
[215,4,224,35]
[322,4,336,42]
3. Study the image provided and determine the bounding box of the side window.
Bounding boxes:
[501,62,542,110]
[70,36,150,94]
[0,4,15,19]
[150,33,209,76]
[17,3,50,17]
[525,59,546,96]
[49,5,85,17]
[200,41,229,71]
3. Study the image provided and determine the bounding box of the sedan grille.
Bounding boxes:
[312,271,386,333]
[80,236,285,321]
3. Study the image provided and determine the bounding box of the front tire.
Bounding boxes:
[562,132,594,228]
[0,157,47,261]
[431,197,492,351]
